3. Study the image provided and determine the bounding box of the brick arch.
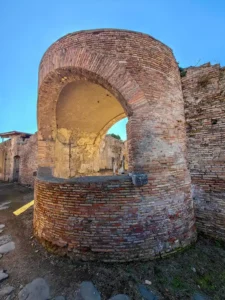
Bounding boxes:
[93,112,126,145]
[35,29,196,261]
[37,48,146,174]
[38,47,146,132]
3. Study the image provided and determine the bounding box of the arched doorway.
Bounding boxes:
[55,80,126,178]
[34,29,196,261]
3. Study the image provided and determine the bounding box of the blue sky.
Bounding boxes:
[0,0,225,140]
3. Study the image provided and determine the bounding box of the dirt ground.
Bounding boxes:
[0,182,225,300]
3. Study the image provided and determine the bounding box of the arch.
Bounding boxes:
[37,52,146,173]
[54,79,128,177]
[38,47,146,134]
[35,29,196,261]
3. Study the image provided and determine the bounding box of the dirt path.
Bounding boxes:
[0,182,224,299]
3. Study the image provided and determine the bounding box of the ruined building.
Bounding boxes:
[0,29,224,261]
[0,132,125,184]
[0,131,37,185]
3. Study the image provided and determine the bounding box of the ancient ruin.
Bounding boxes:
[0,131,37,185]
[34,29,196,261]
[0,132,125,185]
[1,29,224,263]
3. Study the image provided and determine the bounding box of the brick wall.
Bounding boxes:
[0,139,12,181]
[19,133,38,185]
[0,133,38,185]
[37,29,186,174]
[35,29,196,261]
[182,63,225,239]
[0,134,123,184]
[35,175,195,261]
[98,135,125,173]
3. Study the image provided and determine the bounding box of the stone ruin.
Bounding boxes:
[35,28,195,261]
[0,29,225,261]
[0,132,126,185]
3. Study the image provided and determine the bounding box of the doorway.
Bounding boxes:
[13,155,20,182]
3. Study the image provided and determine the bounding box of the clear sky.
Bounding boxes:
[0,0,225,140]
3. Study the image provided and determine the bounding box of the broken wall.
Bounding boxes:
[98,135,125,173]
[19,133,38,185]
[0,139,12,181]
[0,133,38,185]
[0,133,125,185]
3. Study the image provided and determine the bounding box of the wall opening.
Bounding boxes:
[13,155,20,182]
[103,118,128,175]
[55,80,127,178]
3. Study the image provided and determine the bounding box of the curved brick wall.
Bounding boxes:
[35,174,195,261]
[35,29,196,261]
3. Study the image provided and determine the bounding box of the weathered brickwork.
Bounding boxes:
[34,175,195,261]
[183,63,225,240]
[19,134,38,185]
[0,133,38,185]
[98,135,125,173]
[0,139,12,181]
[0,134,125,184]
[35,29,196,261]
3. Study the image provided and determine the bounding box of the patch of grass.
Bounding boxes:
[158,275,168,285]
[219,271,225,282]
[215,240,222,248]
[171,276,185,289]
[107,133,121,140]
[196,274,216,291]
[214,239,225,249]
[179,67,187,77]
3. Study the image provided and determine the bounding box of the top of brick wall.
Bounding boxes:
[40,28,173,67]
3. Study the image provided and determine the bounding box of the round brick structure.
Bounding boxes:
[34,29,196,261]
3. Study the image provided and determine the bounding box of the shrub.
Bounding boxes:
[108,133,121,140]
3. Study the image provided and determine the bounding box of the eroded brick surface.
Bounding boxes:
[35,29,196,261]
[0,134,37,185]
[183,63,225,240]
[34,175,196,261]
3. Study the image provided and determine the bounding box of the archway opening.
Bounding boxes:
[103,118,128,175]
[55,80,127,178]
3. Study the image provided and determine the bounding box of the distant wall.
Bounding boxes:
[19,133,38,185]
[98,135,125,172]
[0,133,38,185]
[0,133,125,185]
[183,63,225,239]
[0,139,11,181]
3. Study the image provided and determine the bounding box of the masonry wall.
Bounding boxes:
[35,174,195,262]
[0,134,38,185]
[19,134,38,185]
[98,135,125,172]
[0,139,12,181]
[182,63,225,240]
[35,29,196,261]
[0,133,125,184]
